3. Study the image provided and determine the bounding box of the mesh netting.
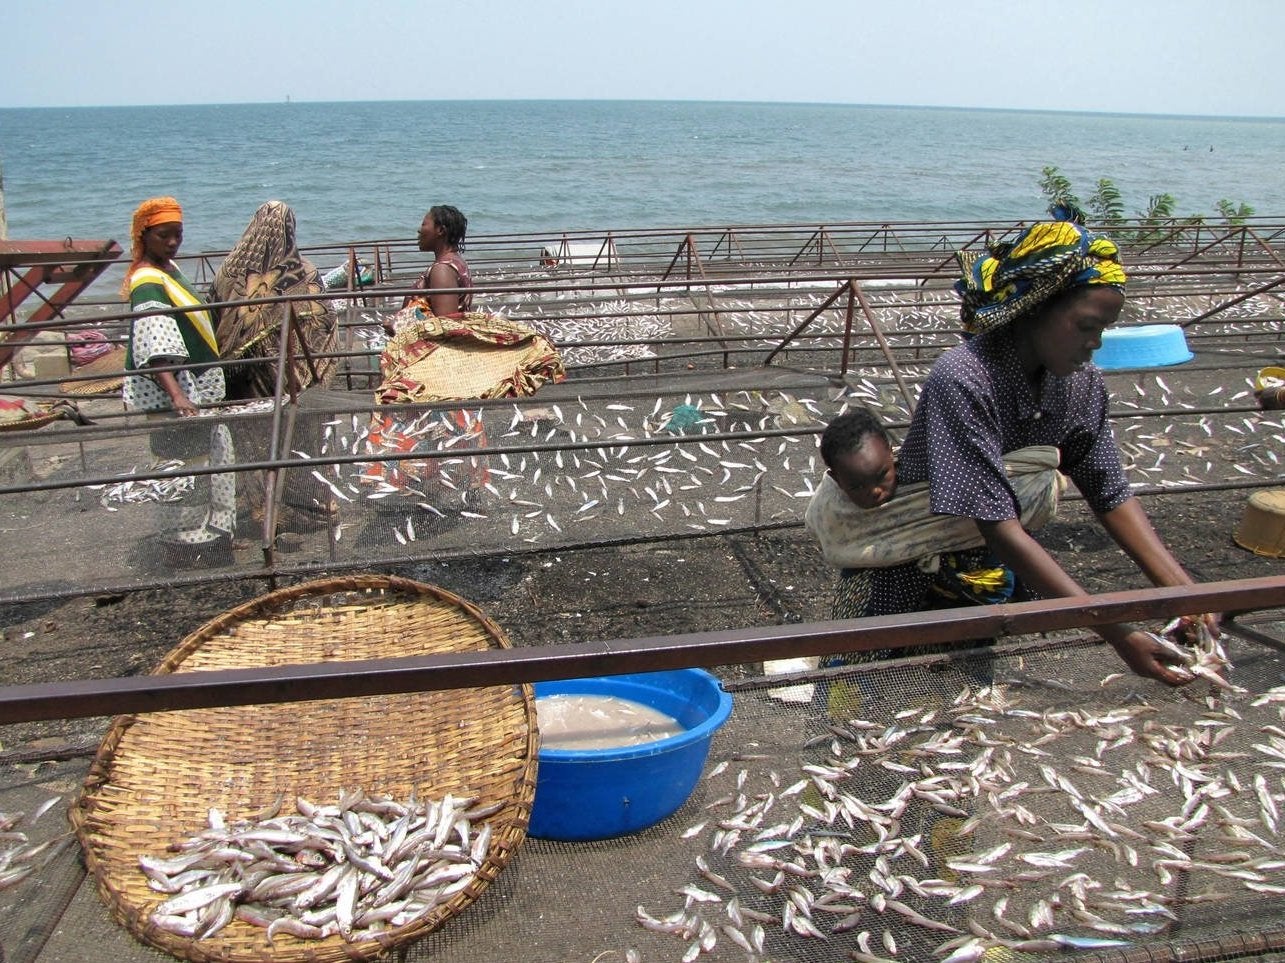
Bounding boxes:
[4,629,1285,962]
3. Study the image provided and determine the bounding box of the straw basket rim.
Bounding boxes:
[0,409,60,433]
[71,574,538,963]
[1233,488,1285,558]
[60,344,128,396]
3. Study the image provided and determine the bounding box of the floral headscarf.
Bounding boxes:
[956,205,1127,335]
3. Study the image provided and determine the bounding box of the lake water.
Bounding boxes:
[1,100,1281,253]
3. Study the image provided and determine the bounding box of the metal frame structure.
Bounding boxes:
[0,577,1280,725]
[0,226,1279,599]
[0,218,1283,963]
[0,238,121,369]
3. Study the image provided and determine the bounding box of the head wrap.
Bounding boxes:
[955,205,1127,335]
[211,201,297,297]
[129,197,183,260]
[123,197,183,295]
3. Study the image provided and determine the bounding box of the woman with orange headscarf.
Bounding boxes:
[121,197,236,564]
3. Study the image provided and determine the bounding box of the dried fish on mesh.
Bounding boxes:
[304,357,1260,556]
[641,649,1285,961]
[94,461,195,509]
[141,790,500,943]
[94,402,274,511]
[0,796,73,891]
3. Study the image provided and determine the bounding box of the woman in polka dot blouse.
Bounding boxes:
[845,210,1216,686]
[122,197,236,563]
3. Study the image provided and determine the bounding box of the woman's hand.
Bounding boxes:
[170,393,198,417]
[152,368,198,416]
[1166,612,1222,643]
[1110,629,1194,687]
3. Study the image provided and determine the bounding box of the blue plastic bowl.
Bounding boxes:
[1093,324,1193,370]
[528,669,732,841]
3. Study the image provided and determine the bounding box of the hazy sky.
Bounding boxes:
[5,0,1281,117]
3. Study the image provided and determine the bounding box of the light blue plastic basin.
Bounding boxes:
[528,669,732,841]
[1093,324,1193,370]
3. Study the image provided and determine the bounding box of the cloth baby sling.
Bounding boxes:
[804,445,1064,571]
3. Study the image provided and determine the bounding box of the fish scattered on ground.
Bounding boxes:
[641,645,1285,961]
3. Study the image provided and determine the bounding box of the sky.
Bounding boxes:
[3,0,1282,117]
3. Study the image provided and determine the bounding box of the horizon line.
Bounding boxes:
[1,96,1281,123]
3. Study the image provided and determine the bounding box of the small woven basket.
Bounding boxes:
[59,345,128,396]
[70,575,538,963]
[0,409,60,433]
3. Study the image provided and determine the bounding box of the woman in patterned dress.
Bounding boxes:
[209,200,336,401]
[207,200,338,528]
[400,204,473,315]
[121,197,236,563]
[826,208,1215,686]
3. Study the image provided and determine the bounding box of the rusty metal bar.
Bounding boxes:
[1159,224,1247,272]
[823,227,846,264]
[851,280,917,410]
[0,385,1275,499]
[295,217,1285,288]
[0,239,121,367]
[786,227,824,268]
[258,301,297,574]
[1182,273,1285,326]
[656,236,695,287]
[677,233,728,344]
[838,284,856,376]
[0,470,1276,610]
[761,280,849,366]
[1093,925,1285,963]
[0,576,1279,725]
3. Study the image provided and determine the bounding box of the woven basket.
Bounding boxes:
[377,312,564,405]
[70,575,538,963]
[60,345,128,396]
[0,409,60,433]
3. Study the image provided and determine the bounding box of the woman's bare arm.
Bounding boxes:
[425,261,463,317]
[976,517,1191,686]
[1095,496,1220,636]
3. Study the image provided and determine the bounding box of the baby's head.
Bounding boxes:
[819,408,897,509]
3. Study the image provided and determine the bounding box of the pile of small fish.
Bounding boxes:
[1149,619,1246,692]
[518,300,669,366]
[306,389,856,544]
[0,796,71,892]
[284,366,1283,559]
[141,790,501,944]
[636,660,1285,962]
[94,460,194,509]
[96,402,276,511]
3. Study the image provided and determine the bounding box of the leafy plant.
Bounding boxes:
[1140,193,1176,222]
[1038,168,1259,244]
[1132,193,1178,244]
[1039,167,1079,211]
[1087,179,1125,227]
[1216,199,1255,224]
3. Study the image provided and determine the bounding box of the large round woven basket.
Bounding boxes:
[70,575,538,963]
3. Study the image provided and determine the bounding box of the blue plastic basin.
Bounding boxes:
[528,669,732,841]
[1093,324,1193,370]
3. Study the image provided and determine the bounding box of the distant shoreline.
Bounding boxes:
[2,98,1282,124]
